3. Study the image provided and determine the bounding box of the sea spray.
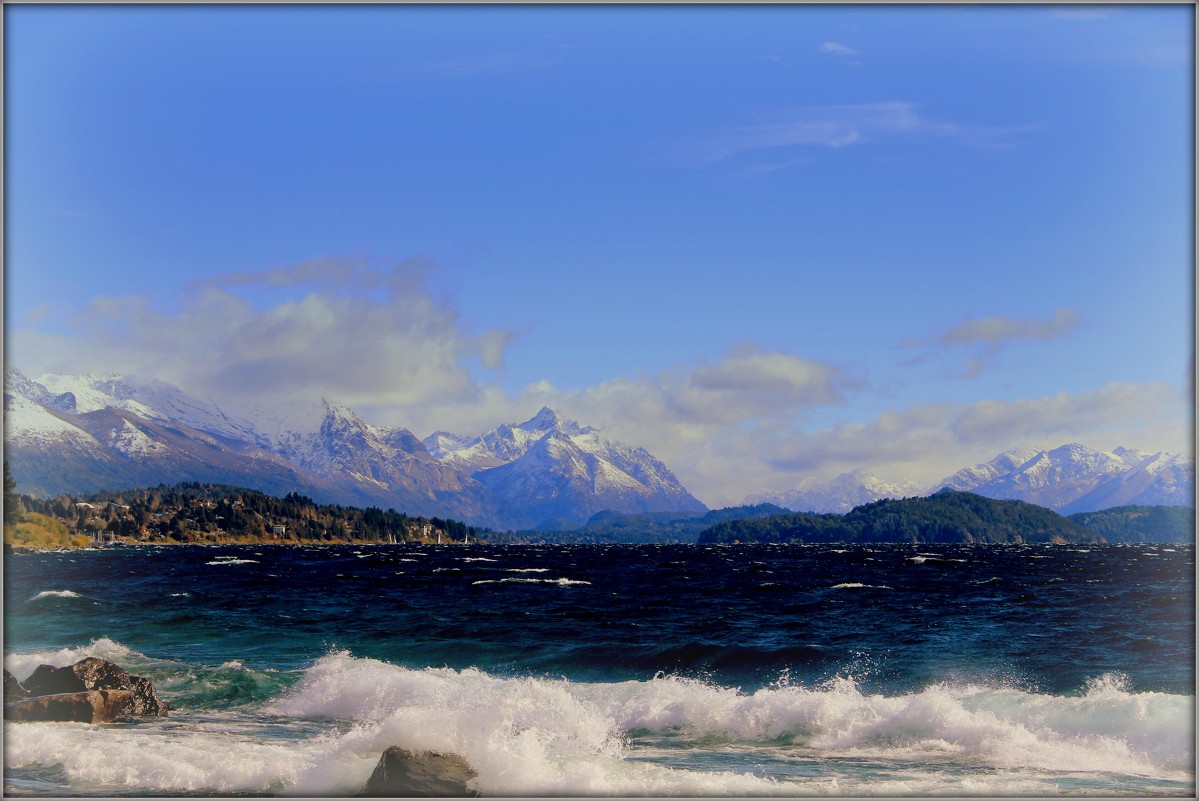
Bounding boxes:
[3,638,138,682]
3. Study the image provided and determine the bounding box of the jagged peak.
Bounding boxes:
[522,406,563,430]
[321,398,358,418]
[319,399,370,432]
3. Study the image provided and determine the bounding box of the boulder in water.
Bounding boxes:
[128,675,169,716]
[21,664,86,697]
[361,747,479,797]
[8,658,168,721]
[6,689,133,724]
[4,669,30,701]
[72,656,131,691]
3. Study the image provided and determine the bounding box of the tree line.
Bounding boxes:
[4,470,486,549]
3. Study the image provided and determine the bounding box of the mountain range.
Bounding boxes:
[3,368,705,530]
[4,368,1192,530]
[746,444,1193,515]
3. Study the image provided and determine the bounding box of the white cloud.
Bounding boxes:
[680,102,1036,168]
[10,257,516,415]
[693,102,940,162]
[754,381,1190,500]
[902,307,1081,377]
[818,41,859,56]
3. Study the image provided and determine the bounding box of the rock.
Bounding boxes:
[6,689,132,724]
[4,669,30,701]
[129,675,169,716]
[14,658,168,719]
[72,656,131,691]
[361,747,479,797]
[22,664,86,697]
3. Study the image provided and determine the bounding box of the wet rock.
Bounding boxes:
[72,657,131,691]
[4,669,30,701]
[361,747,479,797]
[11,658,168,720]
[22,664,86,697]
[129,675,169,716]
[6,689,132,724]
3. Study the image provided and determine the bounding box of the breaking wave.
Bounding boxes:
[5,649,1190,797]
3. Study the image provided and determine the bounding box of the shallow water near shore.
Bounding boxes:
[4,542,1194,796]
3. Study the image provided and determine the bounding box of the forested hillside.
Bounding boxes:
[6,480,485,549]
[698,490,1099,544]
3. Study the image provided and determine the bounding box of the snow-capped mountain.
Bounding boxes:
[4,369,706,530]
[936,448,1042,493]
[32,371,265,444]
[273,400,493,522]
[430,408,707,529]
[744,469,924,514]
[935,443,1194,514]
[4,380,346,504]
[743,444,1193,516]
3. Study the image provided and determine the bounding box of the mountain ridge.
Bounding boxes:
[4,368,705,530]
[747,444,1193,515]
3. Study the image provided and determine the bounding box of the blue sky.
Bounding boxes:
[5,4,1193,505]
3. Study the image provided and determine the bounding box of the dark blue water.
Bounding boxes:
[4,542,1195,796]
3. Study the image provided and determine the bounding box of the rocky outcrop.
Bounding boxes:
[5,658,167,723]
[128,674,169,716]
[7,689,132,724]
[22,663,87,696]
[4,669,30,701]
[361,747,479,797]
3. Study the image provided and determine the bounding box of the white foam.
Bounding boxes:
[4,653,1192,797]
[830,583,891,590]
[4,638,139,682]
[28,590,82,601]
[259,652,783,796]
[206,558,259,566]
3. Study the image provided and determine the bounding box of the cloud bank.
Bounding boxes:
[8,259,1187,507]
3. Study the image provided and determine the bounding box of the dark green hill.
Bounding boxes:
[503,503,790,544]
[1068,505,1194,543]
[698,490,1098,544]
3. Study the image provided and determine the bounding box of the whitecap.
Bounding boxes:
[28,590,81,601]
[472,578,591,586]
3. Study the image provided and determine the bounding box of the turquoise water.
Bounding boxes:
[4,542,1194,796]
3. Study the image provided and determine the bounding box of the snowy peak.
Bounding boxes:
[745,469,922,514]
[473,423,706,529]
[938,447,1041,492]
[422,431,476,459]
[17,369,263,445]
[522,406,563,432]
[935,443,1193,513]
[746,443,1192,516]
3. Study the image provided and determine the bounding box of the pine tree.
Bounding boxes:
[3,461,19,526]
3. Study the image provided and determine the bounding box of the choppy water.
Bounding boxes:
[3,542,1194,796]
